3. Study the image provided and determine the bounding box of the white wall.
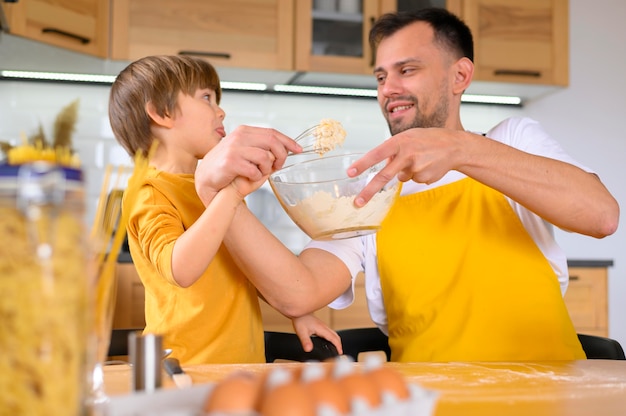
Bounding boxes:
[524,0,626,346]
[0,0,623,345]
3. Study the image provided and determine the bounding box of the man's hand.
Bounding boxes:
[348,127,460,206]
[195,125,301,205]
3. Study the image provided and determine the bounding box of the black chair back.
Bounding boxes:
[264,331,339,362]
[578,334,626,360]
[108,329,340,363]
[336,327,391,362]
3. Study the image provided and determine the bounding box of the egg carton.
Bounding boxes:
[325,384,439,416]
[100,382,438,416]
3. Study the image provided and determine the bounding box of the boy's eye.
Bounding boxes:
[199,89,215,100]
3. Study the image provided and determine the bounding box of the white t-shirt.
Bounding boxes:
[304,117,594,334]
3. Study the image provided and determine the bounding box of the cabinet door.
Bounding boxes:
[378,0,461,16]
[112,263,146,329]
[461,0,568,86]
[2,0,110,58]
[111,0,294,71]
[564,267,608,337]
[295,0,462,75]
[295,0,379,74]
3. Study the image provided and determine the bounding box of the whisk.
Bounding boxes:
[291,119,347,156]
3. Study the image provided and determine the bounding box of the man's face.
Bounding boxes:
[373,22,455,135]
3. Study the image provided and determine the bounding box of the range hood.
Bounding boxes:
[0,32,562,105]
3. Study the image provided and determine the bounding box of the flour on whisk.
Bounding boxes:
[314,119,347,155]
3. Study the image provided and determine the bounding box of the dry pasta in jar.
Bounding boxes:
[0,162,89,416]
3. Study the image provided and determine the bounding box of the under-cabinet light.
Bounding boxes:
[461,93,522,106]
[0,70,522,105]
[273,84,377,98]
[0,70,269,91]
[220,81,268,91]
[274,83,522,106]
[1,70,117,84]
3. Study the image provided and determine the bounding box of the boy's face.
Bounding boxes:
[171,88,226,159]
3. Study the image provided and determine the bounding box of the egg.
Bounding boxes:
[368,366,410,400]
[359,354,410,402]
[259,368,317,416]
[203,371,261,414]
[338,371,381,409]
[331,358,381,410]
[301,363,351,415]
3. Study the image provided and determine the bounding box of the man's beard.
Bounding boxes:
[385,93,449,135]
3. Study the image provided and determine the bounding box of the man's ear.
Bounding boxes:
[452,57,474,95]
[145,101,174,128]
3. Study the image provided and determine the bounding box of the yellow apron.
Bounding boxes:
[376,177,585,362]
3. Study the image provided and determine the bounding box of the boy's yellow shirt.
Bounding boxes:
[124,166,265,365]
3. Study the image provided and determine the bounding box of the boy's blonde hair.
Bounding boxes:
[109,55,222,157]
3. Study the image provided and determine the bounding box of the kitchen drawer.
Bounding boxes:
[564,267,608,337]
[112,262,146,329]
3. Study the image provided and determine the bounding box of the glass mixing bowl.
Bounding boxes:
[269,153,400,240]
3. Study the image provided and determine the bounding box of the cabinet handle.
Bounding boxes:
[41,28,90,44]
[569,275,580,281]
[493,69,541,78]
[178,50,231,60]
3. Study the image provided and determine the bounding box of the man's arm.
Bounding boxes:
[456,131,618,238]
[349,128,619,238]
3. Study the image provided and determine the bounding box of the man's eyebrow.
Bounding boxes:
[373,57,421,74]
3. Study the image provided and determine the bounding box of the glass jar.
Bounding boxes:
[0,162,89,415]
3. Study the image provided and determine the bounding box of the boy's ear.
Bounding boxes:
[145,101,174,128]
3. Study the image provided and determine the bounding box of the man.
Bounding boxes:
[198,8,619,361]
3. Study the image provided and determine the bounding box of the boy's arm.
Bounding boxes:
[171,178,262,287]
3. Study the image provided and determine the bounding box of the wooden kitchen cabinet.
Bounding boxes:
[564,266,609,337]
[295,0,460,75]
[111,261,610,341]
[295,0,567,87]
[1,0,110,58]
[294,0,378,75]
[112,262,146,329]
[110,0,294,71]
[461,0,569,86]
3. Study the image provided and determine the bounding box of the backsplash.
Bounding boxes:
[0,80,519,252]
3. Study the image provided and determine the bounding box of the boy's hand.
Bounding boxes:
[231,174,268,200]
[292,314,343,355]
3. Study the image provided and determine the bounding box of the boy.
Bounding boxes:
[108,55,340,364]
